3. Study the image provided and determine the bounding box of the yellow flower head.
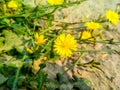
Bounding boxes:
[7,0,18,10]
[79,31,92,40]
[34,33,47,46]
[54,34,77,57]
[47,0,64,5]
[106,10,119,25]
[85,22,102,30]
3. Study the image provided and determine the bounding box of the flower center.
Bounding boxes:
[61,43,69,49]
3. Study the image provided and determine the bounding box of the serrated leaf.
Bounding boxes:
[0,74,8,85]
[0,30,23,52]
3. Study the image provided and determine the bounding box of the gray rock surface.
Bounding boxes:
[55,0,120,22]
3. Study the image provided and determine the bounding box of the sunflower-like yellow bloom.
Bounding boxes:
[106,10,119,25]
[54,34,77,57]
[85,22,102,30]
[7,0,18,10]
[34,33,47,46]
[79,31,92,40]
[47,0,64,5]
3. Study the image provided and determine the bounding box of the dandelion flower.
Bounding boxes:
[54,34,77,57]
[7,0,18,10]
[34,33,47,46]
[79,31,92,40]
[106,10,119,25]
[47,0,64,5]
[85,22,102,30]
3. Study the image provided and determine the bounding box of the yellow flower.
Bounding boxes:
[79,31,92,40]
[34,33,47,46]
[54,34,77,57]
[85,22,102,30]
[106,10,119,25]
[47,0,64,5]
[7,0,18,10]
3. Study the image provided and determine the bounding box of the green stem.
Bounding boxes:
[76,49,115,53]
[12,55,27,90]
[63,51,85,75]
[12,67,21,90]
[79,40,120,45]
[63,45,90,75]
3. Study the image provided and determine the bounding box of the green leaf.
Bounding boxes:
[46,79,59,90]
[39,63,46,70]
[0,30,23,53]
[15,45,24,54]
[73,77,92,90]
[7,76,15,89]
[59,83,73,90]
[0,74,8,85]
[11,23,28,35]
[38,71,47,90]
[6,60,23,68]
[0,37,4,51]
[57,73,69,84]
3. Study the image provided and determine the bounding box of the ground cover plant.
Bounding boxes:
[0,0,120,90]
